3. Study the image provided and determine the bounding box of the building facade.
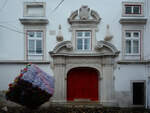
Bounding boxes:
[0,0,150,108]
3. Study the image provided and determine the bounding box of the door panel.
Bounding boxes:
[67,68,99,101]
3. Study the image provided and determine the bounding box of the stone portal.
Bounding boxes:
[49,40,119,106]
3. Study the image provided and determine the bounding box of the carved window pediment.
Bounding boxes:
[68,6,101,25]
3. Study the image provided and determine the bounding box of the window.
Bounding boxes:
[125,5,141,14]
[27,31,43,60]
[24,2,45,17]
[76,31,91,51]
[125,31,140,55]
[122,2,144,17]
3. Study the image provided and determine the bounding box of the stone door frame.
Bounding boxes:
[66,67,99,101]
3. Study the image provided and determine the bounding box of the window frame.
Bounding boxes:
[76,30,92,51]
[125,30,141,56]
[122,2,144,17]
[24,2,46,17]
[26,30,44,60]
[125,5,141,14]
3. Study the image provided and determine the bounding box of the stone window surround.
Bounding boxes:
[68,6,100,52]
[124,30,141,56]
[75,30,92,51]
[24,25,46,61]
[23,2,46,17]
[26,30,43,56]
[122,25,144,60]
[130,80,146,107]
[125,5,141,14]
[70,27,98,52]
[122,2,144,17]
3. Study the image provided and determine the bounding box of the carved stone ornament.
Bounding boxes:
[104,25,113,41]
[56,24,64,42]
[95,41,120,55]
[50,41,73,55]
[50,40,119,57]
[68,5,101,25]
[79,5,90,20]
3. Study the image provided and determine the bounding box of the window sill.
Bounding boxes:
[125,54,140,56]
[0,60,50,64]
[28,54,43,56]
[76,50,92,52]
[122,14,144,17]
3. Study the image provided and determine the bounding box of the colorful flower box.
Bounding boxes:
[5,64,54,109]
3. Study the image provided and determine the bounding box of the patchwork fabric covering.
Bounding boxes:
[5,64,54,109]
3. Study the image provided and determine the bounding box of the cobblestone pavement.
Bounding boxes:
[1,91,150,113]
[0,105,150,113]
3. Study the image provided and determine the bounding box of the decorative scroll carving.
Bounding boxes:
[95,41,120,55]
[91,10,100,21]
[68,10,78,21]
[50,41,73,54]
[50,40,119,57]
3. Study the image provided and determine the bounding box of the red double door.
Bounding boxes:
[67,67,99,101]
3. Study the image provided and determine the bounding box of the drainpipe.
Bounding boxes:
[146,75,150,109]
[145,0,149,109]
[145,64,148,109]
[145,61,150,109]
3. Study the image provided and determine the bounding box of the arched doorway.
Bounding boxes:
[67,67,99,101]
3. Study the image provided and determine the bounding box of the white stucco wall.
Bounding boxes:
[144,0,150,60]
[0,0,149,60]
[115,64,146,91]
[0,0,24,60]
[114,64,148,107]
[0,0,134,60]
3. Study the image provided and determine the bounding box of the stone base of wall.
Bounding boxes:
[101,99,118,107]
[115,91,132,107]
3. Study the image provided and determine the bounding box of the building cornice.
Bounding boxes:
[50,52,118,57]
[19,18,49,25]
[119,18,147,24]
[0,60,50,64]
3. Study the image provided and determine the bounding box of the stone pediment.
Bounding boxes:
[50,41,119,57]
[68,5,101,25]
